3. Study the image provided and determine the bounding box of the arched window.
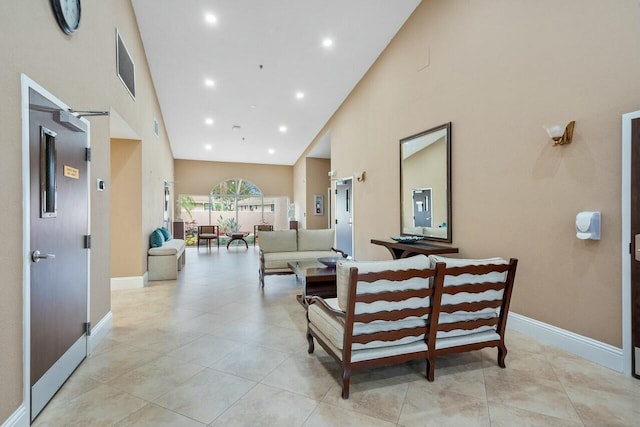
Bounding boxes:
[209,178,264,232]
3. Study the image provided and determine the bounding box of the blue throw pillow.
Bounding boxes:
[160,227,172,241]
[150,229,165,248]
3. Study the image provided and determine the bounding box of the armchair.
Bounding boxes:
[426,255,518,380]
[306,255,446,398]
[197,225,220,249]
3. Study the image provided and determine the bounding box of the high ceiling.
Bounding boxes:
[131,0,421,165]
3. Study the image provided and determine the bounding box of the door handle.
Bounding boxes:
[635,235,640,261]
[31,250,56,263]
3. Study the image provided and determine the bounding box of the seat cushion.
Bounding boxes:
[335,255,431,312]
[148,239,184,255]
[297,229,334,251]
[308,298,427,351]
[259,230,297,253]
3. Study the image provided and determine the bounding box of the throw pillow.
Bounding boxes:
[150,229,165,248]
[159,227,172,241]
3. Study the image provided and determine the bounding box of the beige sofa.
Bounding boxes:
[258,229,345,287]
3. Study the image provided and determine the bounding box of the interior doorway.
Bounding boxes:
[335,178,353,257]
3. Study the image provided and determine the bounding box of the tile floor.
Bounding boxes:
[34,246,640,426]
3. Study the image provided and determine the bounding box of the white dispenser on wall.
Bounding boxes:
[575,211,600,240]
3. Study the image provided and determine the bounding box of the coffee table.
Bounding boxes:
[226,232,249,249]
[288,260,337,306]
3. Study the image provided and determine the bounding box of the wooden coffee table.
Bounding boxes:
[288,260,337,306]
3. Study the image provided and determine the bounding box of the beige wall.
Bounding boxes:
[0,1,174,420]
[296,0,640,347]
[111,139,143,277]
[293,158,306,228]
[305,158,331,229]
[174,159,293,201]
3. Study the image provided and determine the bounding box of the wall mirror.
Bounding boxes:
[400,122,452,242]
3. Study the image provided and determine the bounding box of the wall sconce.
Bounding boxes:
[355,171,366,182]
[543,121,575,146]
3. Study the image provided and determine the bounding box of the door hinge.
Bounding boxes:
[85,321,91,336]
[85,147,91,161]
[84,235,91,249]
[335,219,338,224]
[335,189,338,195]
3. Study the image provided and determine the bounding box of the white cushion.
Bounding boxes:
[336,255,431,312]
[428,255,507,338]
[259,230,297,253]
[148,239,185,256]
[308,298,427,351]
[297,229,334,251]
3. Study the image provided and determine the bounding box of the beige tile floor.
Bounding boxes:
[34,246,640,426]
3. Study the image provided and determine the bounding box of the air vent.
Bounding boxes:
[116,29,136,100]
[153,118,159,136]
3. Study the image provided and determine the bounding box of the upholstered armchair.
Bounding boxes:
[426,255,518,380]
[306,255,446,399]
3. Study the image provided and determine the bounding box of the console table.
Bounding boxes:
[371,239,459,259]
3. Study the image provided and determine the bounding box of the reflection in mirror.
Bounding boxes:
[400,122,451,242]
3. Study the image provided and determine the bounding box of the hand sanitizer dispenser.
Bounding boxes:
[575,211,600,240]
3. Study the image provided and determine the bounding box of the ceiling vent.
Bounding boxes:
[116,29,136,100]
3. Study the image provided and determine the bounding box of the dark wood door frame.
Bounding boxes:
[623,110,640,379]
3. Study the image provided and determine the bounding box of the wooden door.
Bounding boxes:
[630,116,640,379]
[29,88,90,419]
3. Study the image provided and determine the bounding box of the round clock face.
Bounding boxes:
[51,0,81,35]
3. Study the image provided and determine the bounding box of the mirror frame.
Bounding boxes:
[399,122,452,243]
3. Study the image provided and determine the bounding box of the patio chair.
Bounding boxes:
[197,225,220,249]
[306,255,446,398]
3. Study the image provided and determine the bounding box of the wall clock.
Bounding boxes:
[51,0,82,35]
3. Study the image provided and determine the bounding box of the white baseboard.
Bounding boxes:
[110,276,144,290]
[1,403,27,427]
[88,311,112,355]
[508,312,624,372]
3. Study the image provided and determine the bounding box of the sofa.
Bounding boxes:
[305,254,518,398]
[147,227,186,281]
[258,229,346,287]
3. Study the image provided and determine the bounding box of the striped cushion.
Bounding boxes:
[428,255,507,338]
[335,255,431,312]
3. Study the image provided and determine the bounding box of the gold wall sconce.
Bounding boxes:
[543,121,575,146]
[355,171,366,182]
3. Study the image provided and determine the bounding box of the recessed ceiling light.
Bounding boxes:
[232,125,241,131]
[204,13,217,24]
[279,125,287,133]
[295,92,305,99]
[205,118,214,125]
[322,38,333,48]
[204,79,215,87]
[204,144,213,150]
[249,105,257,109]
[268,149,275,155]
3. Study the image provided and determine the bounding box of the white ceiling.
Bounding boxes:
[131,0,421,165]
